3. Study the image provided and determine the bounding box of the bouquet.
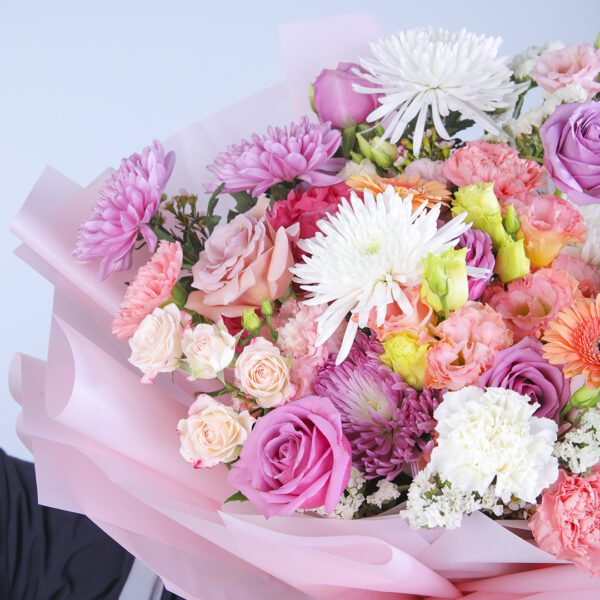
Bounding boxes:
[11,15,600,599]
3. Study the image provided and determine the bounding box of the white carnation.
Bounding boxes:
[430,386,558,503]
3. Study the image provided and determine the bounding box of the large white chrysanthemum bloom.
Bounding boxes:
[430,386,558,504]
[291,186,471,363]
[354,28,525,155]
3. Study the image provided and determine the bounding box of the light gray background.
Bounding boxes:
[1,0,599,460]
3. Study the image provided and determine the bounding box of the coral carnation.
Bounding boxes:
[112,241,183,339]
[485,267,581,341]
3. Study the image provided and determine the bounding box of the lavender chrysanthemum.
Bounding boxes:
[206,116,345,197]
[315,333,443,479]
[74,140,175,280]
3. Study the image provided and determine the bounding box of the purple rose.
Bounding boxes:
[540,101,600,205]
[456,229,495,300]
[313,63,380,129]
[228,396,352,518]
[479,337,570,420]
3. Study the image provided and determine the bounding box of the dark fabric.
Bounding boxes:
[0,448,134,600]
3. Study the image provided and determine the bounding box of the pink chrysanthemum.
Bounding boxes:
[74,140,175,279]
[112,241,183,339]
[206,116,345,197]
[314,333,443,479]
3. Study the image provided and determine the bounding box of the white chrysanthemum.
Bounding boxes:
[292,186,471,363]
[430,386,558,504]
[354,28,526,155]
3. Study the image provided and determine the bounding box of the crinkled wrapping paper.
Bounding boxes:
[9,14,600,600]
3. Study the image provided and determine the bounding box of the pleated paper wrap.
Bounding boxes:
[10,14,600,600]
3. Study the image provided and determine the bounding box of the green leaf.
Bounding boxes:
[224,491,248,504]
[230,191,257,214]
[226,209,238,223]
[341,124,357,158]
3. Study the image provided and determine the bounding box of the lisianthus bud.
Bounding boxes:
[356,134,397,169]
[494,238,531,283]
[570,384,600,410]
[452,182,510,250]
[595,31,600,49]
[242,309,261,332]
[260,299,274,317]
[503,204,521,238]
[381,331,429,391]
[421,248,469,317]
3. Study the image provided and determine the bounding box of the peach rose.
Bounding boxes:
[530,468,600,575]
[177,394,254,468]
[234,337,294,408]
[186,197,298,319]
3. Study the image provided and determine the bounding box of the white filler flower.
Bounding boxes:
[430,386,558,504]
[355,28,525,155]
[292,187,470,363]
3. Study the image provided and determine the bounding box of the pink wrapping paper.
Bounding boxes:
[10,14,600,600]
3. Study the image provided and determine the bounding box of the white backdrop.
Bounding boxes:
[1,0,599,460]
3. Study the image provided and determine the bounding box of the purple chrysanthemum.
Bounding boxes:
[206,116,345,197]
[74,140,175,280]
[315,333,444,479]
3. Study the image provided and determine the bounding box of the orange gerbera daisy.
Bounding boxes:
[347,173,451,208]
[543,295,600,389]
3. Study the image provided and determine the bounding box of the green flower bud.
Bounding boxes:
[452,182,510,250]
[503,204,521,238]
[260,299,274,317]
[494,238,531,283]
[595,31,600,50]
[309,83,317,114]
[570,385,600,410]
[421,248,469,317]
[241,309,261,332]
[356,133,397,169]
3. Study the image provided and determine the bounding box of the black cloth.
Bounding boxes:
[0,448,133,600]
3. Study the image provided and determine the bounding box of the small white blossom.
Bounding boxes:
[366,479,401,509]
[401,467,501,530]
[304,468,367,520]
[509,41,564,80]
[555,408,600,474]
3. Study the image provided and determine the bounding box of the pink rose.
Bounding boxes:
[443,141,545,200]
[530,468,600,575]
[553,253,600,298]
[366,285,436,341]
[228,395,352,518]
[234,337,294,408]
[267,183,348,261]
[187,197,298,319]
[425,302,512,390]
[531,44,600,100]
[312,63,380,129]
[484,267,581,341]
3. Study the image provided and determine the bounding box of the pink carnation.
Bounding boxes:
[484,267,581,341]
[425,302,512,391]
[365,285,436,341]
[553,254,600,298]
[112,241,183,339]
[443,141,545,200]
[272,298,342,397]
[531,44,600,100]
[404,158,449,186]
[530,468,600,575]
